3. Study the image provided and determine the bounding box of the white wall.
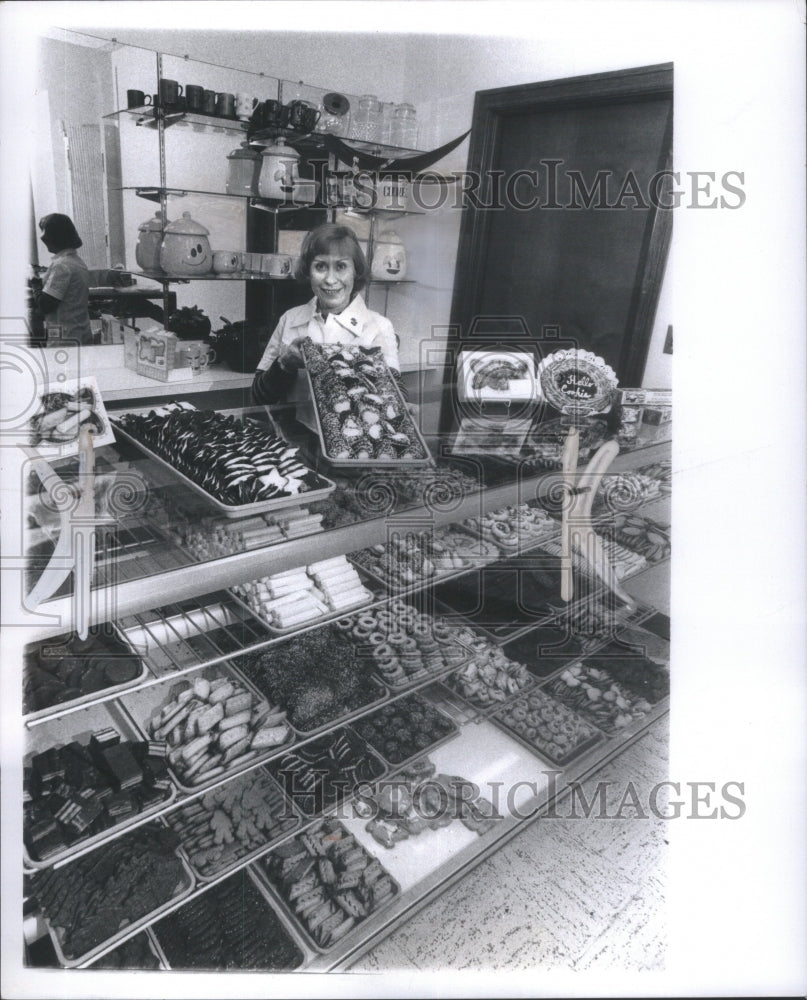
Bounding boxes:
[48,19,677,385]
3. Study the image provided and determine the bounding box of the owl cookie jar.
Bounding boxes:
[159,211,212,276]
[258,138,300,200]
[371,229,407,281]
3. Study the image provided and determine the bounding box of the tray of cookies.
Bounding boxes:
[356,756,503,853]
[86,930,165,970]
[543,661,657,735]
[442,631,535,712]
[23,700,175,870]
[228,555,377,636]
[267,726,387,819]
[113,404,337,519]
[490,686,604,767]
[332,598,471,689]
[234,624,388,737]
[348,525,491,594]
[301,339,432,468]
[151,866,306,970]
[23,622,148,722]
[349,693,459,768]
[117,664,293,793]
[28,820,195,968]
[461,504,558,556]
[164,766,301,882]
[254,817,400,953]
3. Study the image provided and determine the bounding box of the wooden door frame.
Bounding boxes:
[447,63,673,414]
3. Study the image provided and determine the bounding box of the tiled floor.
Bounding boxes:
[351,715,669,972]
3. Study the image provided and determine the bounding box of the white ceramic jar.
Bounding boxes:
[258,138,301,200]
[159,212,213,276]
[371,229,407,281]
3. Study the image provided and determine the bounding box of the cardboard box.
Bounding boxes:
[126,328,185,382]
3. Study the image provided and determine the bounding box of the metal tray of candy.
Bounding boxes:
[458,515,560,560]
[347,545,482,599]
[150,864,309,970]
[437,664,541,724]
[224,563,380,638]
[112,420,337,519]
[85,929,168,970]
[267,727,388,820]
[22,699,177,872]
[348,694,461,772]
[304,369,434,471]
[37,823,196,969]
[330,601,475,693]
[487,685,606,768]
[232,627,391,740]
[164,766,303,884]
[251,817,402,955]
[23,621,151,726]
[117,662,295,796]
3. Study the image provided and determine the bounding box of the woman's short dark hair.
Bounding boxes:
[296,223,368,294]
[39,213,83,250]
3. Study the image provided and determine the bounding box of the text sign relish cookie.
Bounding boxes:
[537,350,618,420]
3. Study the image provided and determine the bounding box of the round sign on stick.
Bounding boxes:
[537,349,618,424]
[537,350,632,609]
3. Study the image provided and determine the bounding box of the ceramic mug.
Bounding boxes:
[260,253,292,277]
[212,250,242,273]
[202,89,216,115]
[236,93,257,120]
[241,252,262,274]
[186,343,217,372]
[159,78,183,105]
[286,100,320,132]
[215,92,236,118]
[127,89,151,109]
[185,85,204,112]
[252,99,287,129]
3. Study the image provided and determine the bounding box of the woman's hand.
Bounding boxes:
[279,337,307,370]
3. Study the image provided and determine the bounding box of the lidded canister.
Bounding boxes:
[135,211,166,272]
[370,228,407,281]
[159,211,213,276]
[226,142,262,196]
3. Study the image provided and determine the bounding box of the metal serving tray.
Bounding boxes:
[23,699,176,871]
[117,662,295,795]
[113,419,336,519]
[233,631,389,740]
[38,825,196,968]
[164,766,302,884]
[304,369,433,470]
[267,728,388,820]
[459,517,560,559]
[488,687,605,768]
[85,929,168,970]
[226,564,378,638]
[252,819,402,955]
[23,622,150,726]
[348,694,460,771]
[150,865,309,971]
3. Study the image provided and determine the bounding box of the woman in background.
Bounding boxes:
[252,223,405,404]
[36,213,93,345]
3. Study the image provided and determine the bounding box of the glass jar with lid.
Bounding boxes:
[350,94,382,143]
[390,103,418,149]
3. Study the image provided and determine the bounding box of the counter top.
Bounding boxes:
[31,345,431,404]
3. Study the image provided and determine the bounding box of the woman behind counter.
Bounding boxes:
[36,213,93,346]
[252,224,406,405]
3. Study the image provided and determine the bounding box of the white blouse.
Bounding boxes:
[256,294,400,372]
